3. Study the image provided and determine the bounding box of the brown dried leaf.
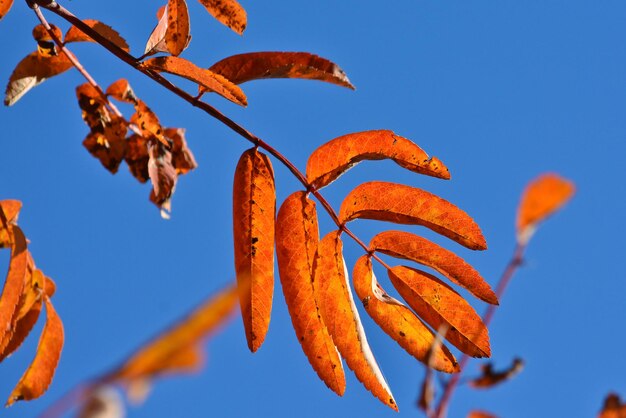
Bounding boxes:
[598,393,626,418]
[82,119,128,174]
[64,19,130,53]
[314,231,396,410]
[165,128,197,175]
[148,141,177,218]
[370,231,497,304]
[125,134,150,183]
[275,192,345,395]
[469,358,524,389]
[0,0,13,20]
[130,100,167,145]
[516,173,575,245]
[0,226,27,352]
[166,0,191,56]
[388,266,490,358]
[233,148,275,352]
[144,5,169,56]
[4,52,72,106]
[339,181,487,250]
[197,0,246,34]
[208,51,354,91]
[143,56,247,106]
[6,296,64,406]
[306,130,448,189]
[352,256,458,373]
[106,79,137,104]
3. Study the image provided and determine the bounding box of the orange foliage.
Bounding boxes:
[469,358,524,389]
[64,20,129,52]
[197,0,247,34]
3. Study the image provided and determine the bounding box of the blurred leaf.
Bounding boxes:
[469,357,524,389]
[467,411,499,418]
[598,393,626,418]
[0,0,13,20]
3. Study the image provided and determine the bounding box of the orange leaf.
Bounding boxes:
[125,134,150,183]
[339,181,487,250]
[0,199,21,225]
[370,231,497,304]
[165,128,197,175]
[388,266,490,358]
[166,0,191,56]
[106,79,137,104]
[516,173,575,244]
[144,5,169,56]
[43,277,56,298]
[64,19,130,52]
[32,24,63,57]
[197,0,246,34]
[142,56,247,106]
[0,0,13,20]
[352,256,458,373]
[467,411,499,418]
[275,192,345,395]
[0,299,43,362]
[7,296,64,406]
[4,52,72,106]
[0,226,28,352]
[314,231,396,410]
[598,393,626,418]
[130,100,167,146]
[232,148,276,352]
[208,51,354,90]
[110,284,237,382]
[469,357,524,389]
[306,130,449,189]
[148,141,177,218]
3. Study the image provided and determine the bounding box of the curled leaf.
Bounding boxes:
[197,0,246,34]
[125,134,150,183]
[469,357,524,389]
[306,130,448,189]
[232,148,276,352]
[0,299,43,362]
[64,19,130,53]
[166,0,191,56]
[339,181,487,250]
[352,256,458,373]
[370,231,497,304]
[208,51,354,90]
[148,141,177,218]
[144,5,169,56]
[106,79,137,104]
[165,128,197,175]
[275,192,345,395]
[314,231,396,410]
[32,24,62,57]
[516,173,575,245]
[0,226,28,350]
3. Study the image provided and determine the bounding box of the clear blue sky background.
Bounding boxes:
[1,1,625,417]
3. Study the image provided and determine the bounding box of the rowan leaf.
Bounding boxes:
[64,19,130,53]
[306,130,448,189]
[4,52,72,106]
[208,51,354,90]
[0,226,27,351]
[314,231,396,410]
[232,148,276,352]
[467,411,499,418]
[598,393,626,418]
[130,100,167,146]
[143,56,247,106]
[7,296,64,406]
[469,357,524,389]
[516,173,575,245]
[197,0,246,34]
[388,266,490,358]
[0,0,13,20]
[352,256,458,373]
[144,5,169,56]
[106,79,137,104]
[370,231,497,304]
[0,299,43,362]
[339,181,487,250]
[166,0,191,56]
[275,192,345,395]
[148,141,177,218]
[110,284,237,382]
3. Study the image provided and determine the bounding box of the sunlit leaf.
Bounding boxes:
[197,0,246,34]
[0,199,21,225]
[275,192,345,395]
[130,100,167,145]
[352,256,458,373]
[598,393,626,418]
[166,0,191,56]
[469,357,524,389]
[467,411,499,418]
[232,148,275,352]
[339,181,487,250]
[64,19,130,53]
[165,128,197,175]
[0,0,14,20]
[106,79,137,104]
[0,299,43,362]
[0,226,27,352]
[32,24,62,57]
[306,130,448,189]
[314,231,396,410]
[144,5,169,56]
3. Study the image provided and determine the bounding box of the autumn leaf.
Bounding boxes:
[197,0,246,34]
[143,56,247,106]
[125,134,150,183]
[0,200,21,248]
[0,299,43,362]
[339,181,487,250]
[370,231,497,304]
[352,256,458,373]
[7,296,64,406]
[388,266,491,358]
[516,173,575,245]
[275,192,345,395]
[467,411,499,418]
[144,5,169,56]
[0,0,13,20]
[208,52,354,91]
[469,357,524,389]
[165,0,191,56]
[130,100,167,146]
[77,386,125,418]
[232,148,276,352]
[32,24,62,57]
[64,19,130,53]
[314,231,396,410]
[148,141,177,218]
[598,393,626,418]
[106,79,137,104]
[82,120,128,174]
[4,52,72,106]
[165,128,197,175]
[0,226,28,352]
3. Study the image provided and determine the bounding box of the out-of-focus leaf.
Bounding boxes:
[339,181,487,250]
[598,393,626,418]
[233,148,275,352]
[166,0,191,56]
[0,0,14,20]
[352,256,458,373]
[314,231,396,410]
[417,371,434,412]
[275,192,345,395]
[148,141,177,218]
[4,52,72,106]
[467,411,499,418]
[64,19,130,53]
[197,0,246,34]
[370,231,497,304]
[0,226,27,352]
[125,134,150,183]
[144,5,169,56]
[516,173,575,245]
[388,266,490,358]
[306,130,448,189]
[208,51,354,91]
[106,79,137,104]
[165,128,197,175]
[469,358,524,389]
[77,385,125,418]
[7,297,64,406]
[143,56,247,106]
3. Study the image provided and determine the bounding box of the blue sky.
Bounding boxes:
[1,1,625,417]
